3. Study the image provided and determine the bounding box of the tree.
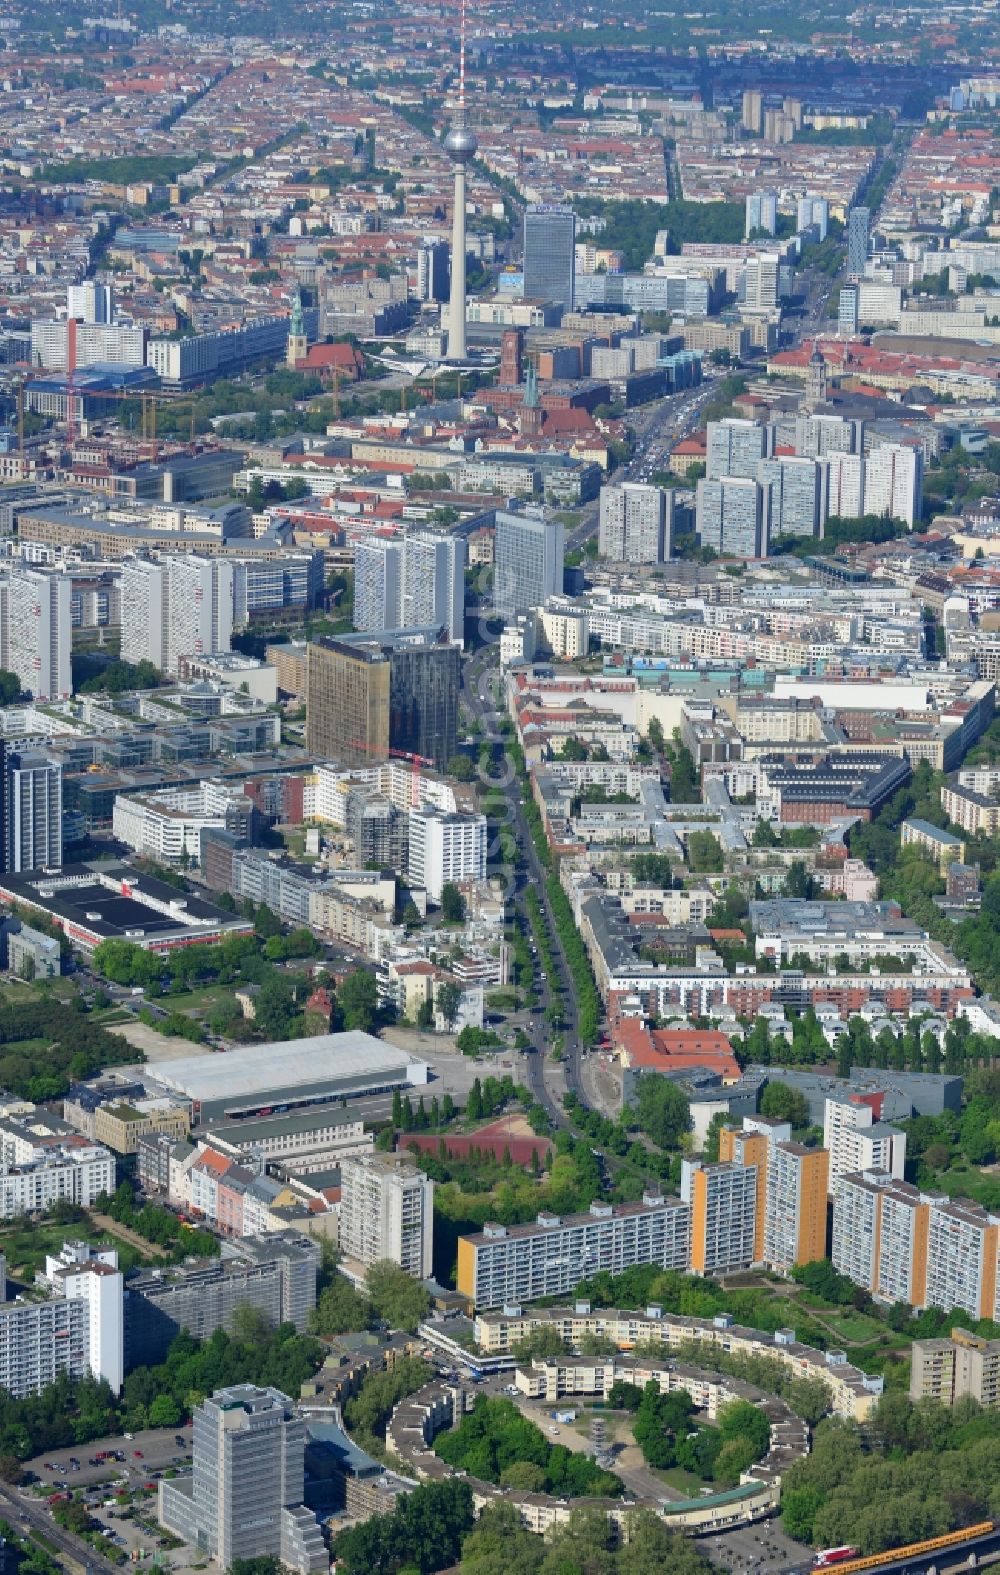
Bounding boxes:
[311,1274,372,1336]
[687,830,723,872]
[460,1502,543,1575]
[0,670,22,706]
[441,882,466,922]
[148,1392,183,1428]
[468,1077,483,1120]
[448,754,476,781]
[366,1260,431,1332]
[499,1460,548,1491]
[0,1454,25,1485]
[703,1111,728,1162]
[760,1080,810,1128]
[718,1398,771,1461]
[228,1559,284,1575]
[512,1325,566,1362]
[436,979,462,1028]
[786,1376,833,1425]
[333,1479,474,1575]
[634,1075,691,1149]
[339,968,378,1032]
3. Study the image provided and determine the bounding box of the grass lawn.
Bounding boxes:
[160,985,225,1014]
[819,1311,886,1342]
[926,1161,1000,1211]
[653,1465,711,1496]
[0,1215,151,1279]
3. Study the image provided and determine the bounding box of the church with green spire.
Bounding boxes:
[286,290,308,368]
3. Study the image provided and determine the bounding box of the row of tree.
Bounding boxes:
[96,1181,218,1261]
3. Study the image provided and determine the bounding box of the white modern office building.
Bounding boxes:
[5,747,62,871]
[493,510,565,619]
[706,419,775,481]
[158,1386,326,1573]
[407,803,487,900]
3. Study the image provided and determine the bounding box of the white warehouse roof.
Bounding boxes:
[152,1031,427,1102]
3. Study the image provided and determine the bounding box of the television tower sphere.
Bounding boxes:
[445,124,478,162]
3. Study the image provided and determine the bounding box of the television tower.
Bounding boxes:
[444,0,476,362]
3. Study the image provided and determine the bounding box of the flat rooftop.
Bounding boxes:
[151,1030,425,1102]
[0,861,249,943]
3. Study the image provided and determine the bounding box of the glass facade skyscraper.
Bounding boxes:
[523,204,576,308]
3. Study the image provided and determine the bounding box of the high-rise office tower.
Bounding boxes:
[443,0,476,359]
[408,803,487,900]
[121,556,234,675]
[66,281,113,324]
[745,189,777,238]
[339,1154,434,1278]
[696,477,765,559]
[306,627,459,768]
[832,1172,930,1307]
[824,1096,906,1192]
[355,534,465,646]
[847,205,870,278]
[718,1126,772,1263]
[742,254,780,311]
[598,482,671,563]
[354,538,404,633]
[742,89,763,134]
[706,418,774,480]
[523,205,577,309]
[7,568,72,702]
[764,1142,829,1273]
[794,414,863,457]
[493,510,565,619]
[416,239,450,304]
[796,195,829,240]
[166,557,234,675]
[864,443,923,527]
[157,1386,326,1574]
[5,747,62,872]
[826,452,865,519]
[838,282,860,334]
[121,559,168,669]
[402,532,466,645]
[720,1118,828,1273]
[783,97,804,129]
[758,455,827,540]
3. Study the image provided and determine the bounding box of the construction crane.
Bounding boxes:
[348,737,435,807]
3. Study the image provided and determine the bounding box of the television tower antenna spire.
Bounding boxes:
[444,0,476,362]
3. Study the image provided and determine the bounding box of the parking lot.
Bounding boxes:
[21,1426,199,1571]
